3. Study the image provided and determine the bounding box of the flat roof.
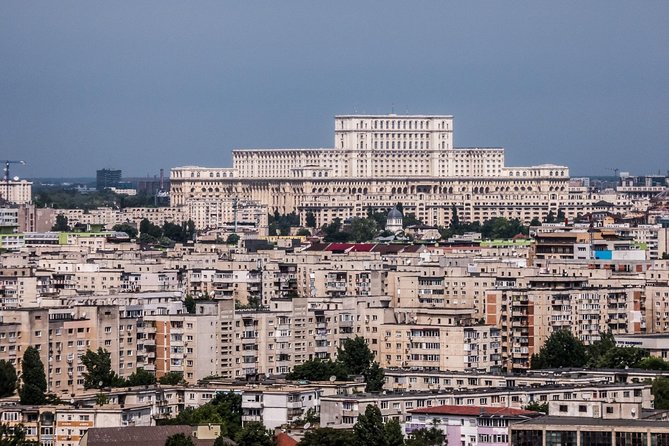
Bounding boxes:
[512,416,669,429]
[410,405,539,418]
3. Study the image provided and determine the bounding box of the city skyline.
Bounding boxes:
[1,1,668,178]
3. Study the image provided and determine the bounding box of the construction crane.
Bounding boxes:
[606,167,619,177]
[3,160,26,182]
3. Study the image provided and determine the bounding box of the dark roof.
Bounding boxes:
[83,425,227,446]
[387,207,403,219]
[401,245,424,253]
[303,242,330,251]
[410,405,540,418]
[511,416,669,429]
[371,244,406,254]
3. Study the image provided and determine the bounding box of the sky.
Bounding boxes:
[1,1,668,179]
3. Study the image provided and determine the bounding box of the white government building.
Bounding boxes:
[170,114,574,228]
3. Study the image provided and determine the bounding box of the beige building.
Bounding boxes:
[170,114,572,227]
[0,179,32,205]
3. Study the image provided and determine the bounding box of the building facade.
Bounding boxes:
[170,114,571,227]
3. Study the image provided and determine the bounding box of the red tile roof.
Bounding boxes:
[409,405,540,418]
[350,243,376,252]
[274,432,298,446]
[327,243,355,252]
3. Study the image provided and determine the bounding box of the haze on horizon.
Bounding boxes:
[1,1,668,179]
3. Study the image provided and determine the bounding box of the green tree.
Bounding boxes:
[545,210,556,223]
[0,360,17,398]
[184,295,196,314]
[81,348,123,389]
[383,419,405,446]
[556,208,566,222]
[19,347,47,405]
[139,218,162,238]
[662,252,669,260]
[530,329,587,369]
[298,428,356,446]
[159,371,184,385]
[364,362,385,392]
[235,422,273,446]
[449,204,460,230]
[338,336,374,376]
[524,401,549,414]
[164,433,194,446]
[52,214,70,231]
[0,423,32,446]
[405,421,446,446]
[163,222,186,243]
[268,211,300,236]
[653,377,669,409]
[596,347,648,369]
[296,228,311,237]
[529,217,542,227]
[211,392,243,438]
[126,368,157,386]
[638,356,669,371]
[353,405,385,446]
[226,233,240,245]
[349,217,379,242]
[366,208,388,228]
[403,213,423,228]
[287,359,348,381]
[95,393,110,406]
[305,212,317,228]
[586,332,617,367]
[112,223,138,238]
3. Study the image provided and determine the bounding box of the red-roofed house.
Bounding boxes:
[274,431,298,446]
[404,405,542,446]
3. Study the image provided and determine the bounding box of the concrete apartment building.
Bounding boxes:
[0,179,32,205]
[404,405,541,446]
[319,381,653,429]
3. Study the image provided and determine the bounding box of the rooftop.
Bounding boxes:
[410,405,540,418]
[512,416,669,429]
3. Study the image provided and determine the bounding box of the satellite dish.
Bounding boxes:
[12,176,19,181]
[329,375,337,382]
[303,423,311,430]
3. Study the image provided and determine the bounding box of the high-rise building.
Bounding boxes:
[96,169,122,191]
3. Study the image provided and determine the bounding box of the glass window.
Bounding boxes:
[546,431,576,446]
[580,431,612,446]
[616,431,647,446]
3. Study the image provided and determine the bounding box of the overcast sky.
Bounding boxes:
[1,1,668,179]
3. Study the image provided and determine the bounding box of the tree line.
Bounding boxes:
[531,330,669,409]
[287,336,384,393]
[34,186,156,210]
[275,205,542,244]
[51,215,196,246]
